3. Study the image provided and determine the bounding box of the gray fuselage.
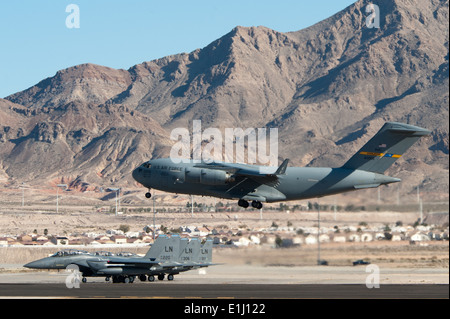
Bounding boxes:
[132,158,400,203]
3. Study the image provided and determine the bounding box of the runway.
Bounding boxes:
[0,283,448,299]
[0,265,448,299]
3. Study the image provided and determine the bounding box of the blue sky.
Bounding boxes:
[0,1,356,98]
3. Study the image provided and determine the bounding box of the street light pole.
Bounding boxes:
[108,188,121,216]
[56,184,67,214]
[317,201,321,265]
[153,191,156,240]
[20,182,28,208]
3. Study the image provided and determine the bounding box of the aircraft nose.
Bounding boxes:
[132,167,142,182]
[24,259,47,269]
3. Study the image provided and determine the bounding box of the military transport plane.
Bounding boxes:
[24,235,214,283]
[132,122,430,209]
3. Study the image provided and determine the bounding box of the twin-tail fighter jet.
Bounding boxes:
[132,122,431,209]
[24,235,214,284]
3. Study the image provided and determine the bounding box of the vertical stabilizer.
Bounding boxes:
[342,122,430,173]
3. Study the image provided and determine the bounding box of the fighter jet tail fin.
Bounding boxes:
[341,122,430,174]
[179,237,201,263]
[197,238,213,265]
[144,235,180,262]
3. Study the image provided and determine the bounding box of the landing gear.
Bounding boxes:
[238,199,263,209]
[238,199,249,208]
[112,275,134,283]
[139,274,147,282]
[167,274,174,281]
[251,200,263,210]
[145,191,151,199]
[158,274,165,281]
[148,275,155,282]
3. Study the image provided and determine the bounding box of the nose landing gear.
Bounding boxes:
[145,189,152,199]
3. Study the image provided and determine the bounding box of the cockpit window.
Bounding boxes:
[143,162,152,169]
[51,249,90,257]
[95,251,114,256]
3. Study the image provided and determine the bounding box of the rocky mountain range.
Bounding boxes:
[0,0,448,198]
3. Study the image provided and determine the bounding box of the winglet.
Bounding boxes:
[275,159,289,175]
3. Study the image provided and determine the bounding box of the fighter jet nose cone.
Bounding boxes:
[24,261,41,269]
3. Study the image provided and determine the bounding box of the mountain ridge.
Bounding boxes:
[1,0,448,198]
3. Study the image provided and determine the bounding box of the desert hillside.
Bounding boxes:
[0,0,448,199]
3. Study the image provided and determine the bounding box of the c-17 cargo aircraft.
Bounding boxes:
[24,235,214,283]
[132,122,430,209]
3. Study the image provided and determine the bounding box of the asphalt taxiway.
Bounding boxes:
[0,282,448,299]
[0,265,448,298]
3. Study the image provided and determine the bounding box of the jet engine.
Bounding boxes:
[185,168,234,185]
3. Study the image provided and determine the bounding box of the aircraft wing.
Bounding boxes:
[196,159,289,187]
[198,160,289,202]
[105,257,159,266]
[195,159,288,176]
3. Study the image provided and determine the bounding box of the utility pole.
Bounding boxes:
[334,199,337,221]
[108,188,120,216]
[153,190,156,240]
[20,183,28,208]
[317,200,321,265]
[417,185,420,203]
[56,184,67,214]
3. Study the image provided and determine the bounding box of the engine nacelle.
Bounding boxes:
[185,168,234,185]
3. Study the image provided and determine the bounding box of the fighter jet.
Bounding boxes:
[132,122,431,209]
[24,235,214,283]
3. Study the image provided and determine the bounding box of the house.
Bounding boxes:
[361,233,373,242]
[51,236,69,245]
[95,235,110,242]
[410,232,430,242]
[111,235,127,244]
[333,236,346,243]
[0,237,9,246]
[305,235,317,245]
[35,235,48,242]
[348,233,361,242]
[18,235,33,242]
[249,235,261,245]
[391,233,404,242]
[292,237,303,245]
[375,232,385,240]
[41,241,55,246]
[319,234,330,243]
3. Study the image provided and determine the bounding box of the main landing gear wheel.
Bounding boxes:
[238,199,249,208]
[167,274,174,281]
[251,200,263,210]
